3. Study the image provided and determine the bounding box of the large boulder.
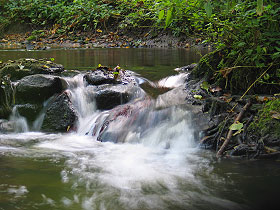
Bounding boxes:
[41,92,77,132]
[84,73,119,86]
[0,58,64,81]
[95,84,145,110]
[95,89,130,110]
[0,75,14,118]
[15,74,63,104]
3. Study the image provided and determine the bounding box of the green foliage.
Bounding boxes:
[0,0,280,91]
[249,99,280,138]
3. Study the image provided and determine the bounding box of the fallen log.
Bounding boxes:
[216,101,252,158]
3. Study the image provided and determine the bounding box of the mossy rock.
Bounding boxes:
[191,50,280,94]
[191,50,224,82]
[0,58,64,81]
[249,98,280,139]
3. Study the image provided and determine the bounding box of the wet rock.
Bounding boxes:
[174,63,197,72]
[0,58,64,81]
[229,144,252,156]
[16,103,42,122]
[94,80,144,110]
[0,119,15,133]
[0,75,14,118]
[84,73,118,86]
[190,50,224,81]
[203,97,232,117]
[15,74,63,104]
[42,92,77,132]
[95,89,130,110]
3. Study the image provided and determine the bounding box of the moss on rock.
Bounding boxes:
[0,58,64,81]
[249,98,280,139]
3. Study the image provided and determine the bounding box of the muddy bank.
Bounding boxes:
[0,28,210,50]
[176,64,280,160]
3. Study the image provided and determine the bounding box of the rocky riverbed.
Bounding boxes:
[0,58,279,160]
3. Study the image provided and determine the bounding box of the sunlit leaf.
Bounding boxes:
[233,129,243,136]
[256,0,263,16]
[229,122,243,131]
[204,1,213,17]
[264,73,270,80]
[200,81,210,91]
[158,10,164,20]
[194,94,203,99]
[165,8,174,28]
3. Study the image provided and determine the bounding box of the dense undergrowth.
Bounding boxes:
[0,0,280,94]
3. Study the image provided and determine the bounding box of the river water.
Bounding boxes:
[0,48,279,210]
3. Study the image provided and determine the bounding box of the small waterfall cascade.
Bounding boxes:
[64,74,99,135]
[62,72,195,150]
[9,106,29,133]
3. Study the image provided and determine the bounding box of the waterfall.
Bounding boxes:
[61,73,196,150]
[9,106,29,133]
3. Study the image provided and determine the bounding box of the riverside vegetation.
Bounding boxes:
[0,0,280,159]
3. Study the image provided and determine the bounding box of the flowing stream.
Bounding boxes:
[0,48,279,210]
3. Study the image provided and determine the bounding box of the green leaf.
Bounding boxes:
[193,95,203,99]
[229,122,243,131]
[200,81,210,91]
[158,10,164,20]
[264,73,270,80]
[204,1,213,18]
[237,42,246,47]
[256,0,263,16]
[165,8,174,28]
[272,52,280,60]
[275,47,280,52]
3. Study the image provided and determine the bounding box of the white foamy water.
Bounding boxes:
[157,73,189,88]
[0,73,244,210]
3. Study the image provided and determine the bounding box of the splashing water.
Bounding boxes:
[0,73,246,210]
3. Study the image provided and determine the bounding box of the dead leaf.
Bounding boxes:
[210,86,222,93]
[271,112,280,120]
[220,67,233,78]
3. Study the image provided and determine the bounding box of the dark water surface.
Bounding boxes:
[0,48,280,210]
[0,48,207,81]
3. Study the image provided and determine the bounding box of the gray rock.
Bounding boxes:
[15,74,63,104]
[95,89,130,110]
[0,58,64,81]
[174,63,197,72]
[42,92,78,132]
[16,103,42,121]
[84,74,118,86]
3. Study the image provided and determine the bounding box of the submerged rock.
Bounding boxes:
[42,92,78,132]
